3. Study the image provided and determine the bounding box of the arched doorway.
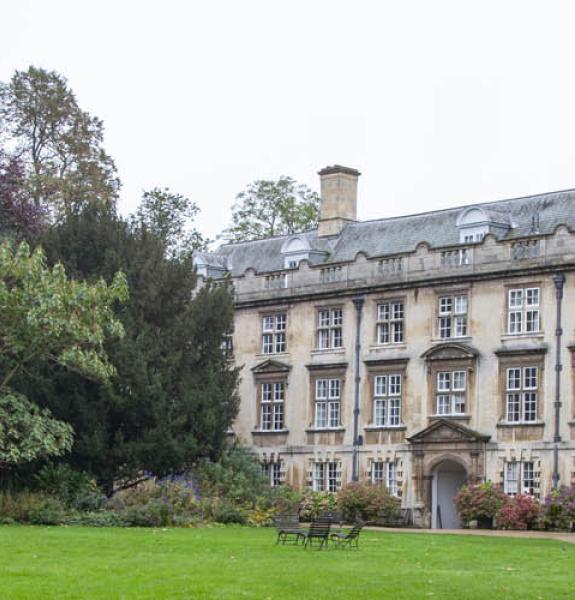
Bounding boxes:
[431,459,467,529]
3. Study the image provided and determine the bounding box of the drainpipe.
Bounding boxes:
[352,296,365,482]
[552,273,565,490]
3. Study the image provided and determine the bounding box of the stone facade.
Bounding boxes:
[195,165,575,527]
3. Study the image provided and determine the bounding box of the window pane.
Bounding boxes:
[392,321,404,343]
[261,404,272,430]
[437,394,450,414]
[276,314,286,330]
[439,297,452,314]
[455,295,467,314]
[275,332,286,353]
[508,311,522,334]
[374,376,387,396]
[524,367,538,389]
[263,316,274,331]
[506,393,521,422]
[523,392,537,422]
[262,383,272,401]
[372,461,384,483]
[318,310,330,327]
[392,303,404,319]
[331,309,343,325]
[438,372,450,391]
[262,333,273,354]
[315,402,327,428]
[507,368,521,390]
[504,462,518,495]
[389,375,401,395]
[328,401,340,427]
[329,379,341,399]
[317,329,329,349]
[316,380,328,399]
[526,310,539,332]
[332,327,343,348]
[274,383,284,401]
[454,315,467,337]
[389,398,401,425]
[273,404,284,430]
[453,393,465,414]
[374,399,386,426]
[526,288,539,306]
[378,322,390,344]
[452,371,466,391]
[509,289,523,308]
[439,316,452,338]
[378,303,390,321]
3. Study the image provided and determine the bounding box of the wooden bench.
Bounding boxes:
[303,519,332,549]
[330,523,364,549]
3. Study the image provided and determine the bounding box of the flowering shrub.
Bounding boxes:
[336,482,400,523]
[543,486,575,531]
[496,494,541,530]
[298,491,338,521]
[454,482,507,525]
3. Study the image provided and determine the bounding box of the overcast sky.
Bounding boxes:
[2,1,575,243]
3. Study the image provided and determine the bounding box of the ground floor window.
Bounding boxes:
[372,461,398,496]
[312,461,340,492]
[261,462,283,487]
[503,461,535,496]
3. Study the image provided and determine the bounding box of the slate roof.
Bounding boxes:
[202,189,575,276]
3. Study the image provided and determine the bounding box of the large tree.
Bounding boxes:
[0,240,127,468]
[0,66,119,220]
[30,205,238,492]
[221,176,319,242]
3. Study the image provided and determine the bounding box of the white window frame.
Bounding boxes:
[504,461,535,496]
[261,462,282,487]
[262,313,287,354]
[260,382,285,431]
[372,461,399,496]
[438,294,468,339]
[373,374,402,427]
[312,461,339,492]
[314,378,341,429]
[505,367,538,423]
[376,302,404,345]
[507,287,540,335]
[436,370,467,415]
[316,308,343,350]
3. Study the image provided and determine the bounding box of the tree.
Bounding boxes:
[0,66,119,220]
[0,152,45,240]
[135,187,208,257]
[0,240,127,467]
[221,176,320,242]
[31,206,238,492]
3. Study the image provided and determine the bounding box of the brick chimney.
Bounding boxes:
[317,165,361,237]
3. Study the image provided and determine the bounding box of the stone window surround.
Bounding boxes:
[306,363,347,431]
[495,347,546,426]
[363,358,409,430]
[432,285,472,342]
[425,355,476,420]
[372,294,407,346]
[252,369,290,433]
[502,280,543,337]
[314,303,345,351]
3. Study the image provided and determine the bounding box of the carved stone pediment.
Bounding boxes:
[251,359,291,374]
[407,419,490,444]
[421,342,479,362]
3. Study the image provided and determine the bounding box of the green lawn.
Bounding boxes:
[0,526,573,599]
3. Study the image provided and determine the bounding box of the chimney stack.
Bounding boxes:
[317,165,361,237]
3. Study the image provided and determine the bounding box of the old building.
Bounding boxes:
[194,165,575,528]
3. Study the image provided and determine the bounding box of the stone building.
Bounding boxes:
[194,165,575,528]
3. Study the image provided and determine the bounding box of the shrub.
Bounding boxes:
[28,496,68,525]
[208,499,247,524]
[0,491,66,523]
[195,445,269,505]
[454,482,507,524]
[543,486,575,531]
[496,494,541,530]
[34,463,105,511]
[299,490,338,521]
[268,485,303,514]
[336,482,400,523]
[120,501,172,527]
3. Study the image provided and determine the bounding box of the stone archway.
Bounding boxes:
[431,459,468,529]
[407,419,490,528]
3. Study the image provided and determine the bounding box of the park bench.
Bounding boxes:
[303,519,332,549]
[274,514,305,545]
[330,523,364,549]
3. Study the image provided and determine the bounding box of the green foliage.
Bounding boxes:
[543,486,575,531]
[135,187,208,257]
[0,239,127,389]
[0,393,73,468]
[0,490,67,524]
[34,463,105,511]
[0,66,119,219]
[336,482,401,523]
[455,482,508,524]
[221,176,320,242]
[195,445,268,505]
[30,206,238,489]
[299,490,338,521]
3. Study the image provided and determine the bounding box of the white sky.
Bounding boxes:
[2,1,575,243]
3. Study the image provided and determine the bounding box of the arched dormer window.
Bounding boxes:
[281,236,311,268]
[456,206,511,244]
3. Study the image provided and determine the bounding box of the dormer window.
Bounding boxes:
[281,236,311,269]
[456,206,511,244]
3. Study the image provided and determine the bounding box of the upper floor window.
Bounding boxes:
[372,461,398,496]
[260,382,285,431]
[438,294,468,339]
[312,461,340,492]
[440,248,471,267]
[377,302,404,344]
[314,378,341,429]
[316,308,343,349]
[511,240,540,261]
[504,461,535,496]
[506,366,538,423]
[262,313,287,354]
[373,374,402,427]
[378,257,403,275]
[463,232,484,243]
[436,370,466,415]
[508,288,540,334]
[264,273,287,289]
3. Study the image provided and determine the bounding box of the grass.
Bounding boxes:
[0,526,573,599]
